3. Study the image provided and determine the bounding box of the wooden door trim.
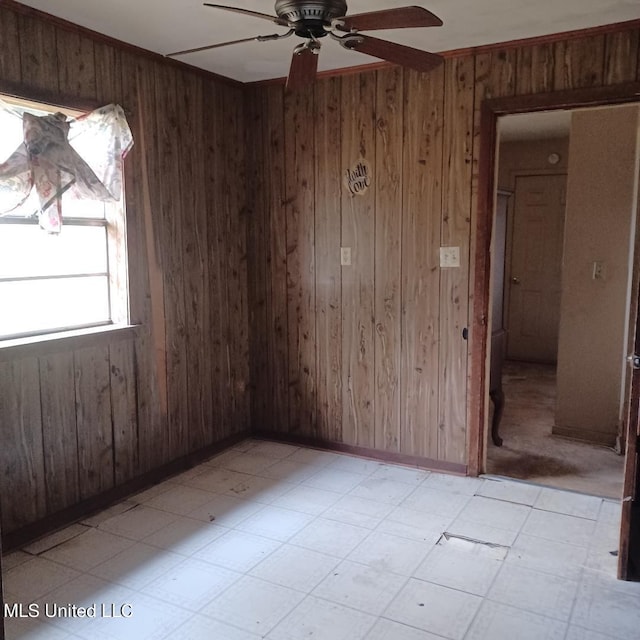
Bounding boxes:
[468,81,640,477]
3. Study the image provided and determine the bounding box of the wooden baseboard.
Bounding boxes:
[2,431,250,551]
[253,431,468,476]
[552,425,617,448]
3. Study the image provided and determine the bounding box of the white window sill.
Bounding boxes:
[0,324,140,361]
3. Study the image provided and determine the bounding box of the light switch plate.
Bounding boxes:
[341,247,352,266]
[440,246,460,268]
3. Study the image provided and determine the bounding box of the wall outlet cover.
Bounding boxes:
[440,246,460,268]
[341,247,352,266]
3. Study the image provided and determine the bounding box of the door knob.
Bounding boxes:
[511,276,521,285]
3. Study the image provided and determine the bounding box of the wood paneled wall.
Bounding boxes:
[245,25,640,467]
[0,3,250,535]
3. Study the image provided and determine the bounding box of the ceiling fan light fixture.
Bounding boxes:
[275,0,348,37]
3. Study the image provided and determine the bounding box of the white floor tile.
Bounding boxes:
[23,524,87,555]
[348,531,433,576]
[171,615,262,640]
[144,485,218,516]
[303,467,365,493]
[322,494,394,529]
[287,448,341,466]
[383,578,482,640]
[143,517,229,556]
[534,488,602,520]
[205,449,244,467]
[414,536,505,595]
[90,542,183,590]
[572,572,640,639]
[187,493,265,527]
[365,618,444,640]
[193,529,281,572]
[81,500,138,526]
[266,595,375,640]
[235,505,315,541]
[351,477,417,505]
[271,484,341,515]
[184,467,253,493]
[42,528,134,571]
[565,626,622,640]
[249,543,339,592]
[258,459,321,483]
[224,475,297,503]
[400,486,471,517]
[421,473,485,495]
[445,518,518,547]
[203,575,305,635]
[326,456,381,476]
[288,518,370,557]
[455,496,530,532]
[3,550,34,571]
[75,592,191,640]
[521,509,596,546]
[488,564,579,621]
[312,560,406,615]
[368,464,429,486]
[378,506,451,543]
[477,479,542,506]
[597,500,622,528]
[465,600,567,640]
[4,617,75,640]
[221,453,280,475]
[4,557,80,600]
[142,557,241,611]
[507,533,587,580]
[247,441,299,459]
[97,505,178,541]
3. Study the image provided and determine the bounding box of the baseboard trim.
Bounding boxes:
[2,431,250,552]
[552,426,617,448]
[253,431,468,476]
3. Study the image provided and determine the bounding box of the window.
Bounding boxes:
[0,97,129,340]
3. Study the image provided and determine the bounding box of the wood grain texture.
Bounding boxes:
[55,28,96,99]
[515,43,555,95]
[400,67,443,458]
[39,352,79,512]
[604,30,639,85]
[0,5,21,83]
[285,84,317,436]
[0,359,46,531]
[18,12,58,92]
[314,77,343,443]
[341,72,377,448]
[374,67,403,452]
[74,347,114,499]
[554,35,606,90]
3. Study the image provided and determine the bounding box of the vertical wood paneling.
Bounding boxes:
[266,85,289,433]
[341,73,377,448]
[285,85,317,436]
[223,85,250,435]
[439,55,476,464]
[374,67,403,452]
[39,352,79,512]
[0,359,46,531]
[0,6,21,83]
[314,77,343,443]
[245,86,269,431]
[604,30,639,84]
[74,347,114,499]
[516,43,555,95]
[94,42,121,104]
[156,64,189,457]
[18,13,58,92]
[400,67,444,458]
[56,29,96,99]
[554,35,606,90]
[109,341,138,484]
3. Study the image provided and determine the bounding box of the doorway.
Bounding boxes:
[485,105,640,498]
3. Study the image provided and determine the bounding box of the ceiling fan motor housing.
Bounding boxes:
[275,0,348,38]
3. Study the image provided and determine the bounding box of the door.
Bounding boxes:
[507,173,567,362]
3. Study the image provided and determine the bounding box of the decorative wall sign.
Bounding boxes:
[344,158,371,196]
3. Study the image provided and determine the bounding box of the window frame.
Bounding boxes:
[0,92,130,342]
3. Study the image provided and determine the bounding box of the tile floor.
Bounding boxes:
[2,439,639,640]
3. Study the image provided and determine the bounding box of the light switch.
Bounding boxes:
[440,246,460,268]
[341,247,352,266]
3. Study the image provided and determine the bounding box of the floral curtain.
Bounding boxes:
[0,102,133,233]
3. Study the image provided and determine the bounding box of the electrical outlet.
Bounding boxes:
[341,247,352,266]
[592,261,605,280]
[440,246,460,268]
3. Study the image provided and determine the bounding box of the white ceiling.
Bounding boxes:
[499,110,572,141]
[15,0,640,83]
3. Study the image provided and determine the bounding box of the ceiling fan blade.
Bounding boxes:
[203,3,290,27]
[166,36,260,57]
[337,6,442,32]
[286,47,319,91]
[347,34,443,73]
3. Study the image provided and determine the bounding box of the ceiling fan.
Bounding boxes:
[166,2,443,90]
